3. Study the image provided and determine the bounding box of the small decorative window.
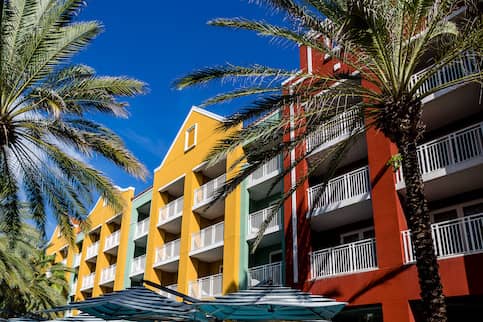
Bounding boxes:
[184,124,197,151]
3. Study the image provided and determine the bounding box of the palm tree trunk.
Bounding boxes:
[398,139,448,322]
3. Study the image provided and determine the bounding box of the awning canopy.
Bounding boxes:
[195,285,346,321]
[46,287,204,322]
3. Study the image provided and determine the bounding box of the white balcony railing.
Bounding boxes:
[130,255,146,277]
[395,123,483,187]
[248,206,281,237]
[158,196,184,225]
[409,52,480,97]
[188,274,223,299]
[159,284,178,300]
[61,258,67,266]
[306,107,364,153]
[85,241,99,260]
[249,262,283,287]
[73,253,81,267]
[81,272,95,290]
[100,264,116,285]
[154,239,181,266]
[308,166,371,212]
[191,222,224,253]
[134,218,150,239]
[310,238,377,279]
[104,230,121,251]
[402,213,483,264]
[247,157,281,187]
[70,279,77,295]
[193,174,226,208]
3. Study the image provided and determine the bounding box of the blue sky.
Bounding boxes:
[45,1,299,235]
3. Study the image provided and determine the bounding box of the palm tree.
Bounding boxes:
[175,0,482,321]
[0,223,70,318]
[0,0,147,241]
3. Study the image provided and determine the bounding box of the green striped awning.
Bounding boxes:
[195,285,346,321]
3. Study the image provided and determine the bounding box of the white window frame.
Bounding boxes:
[430,198,483,222]
[340,226,374,244]
[184,124,198,152]
[269,250,283,263]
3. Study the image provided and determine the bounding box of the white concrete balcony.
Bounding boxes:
[73,253,81,268]
[99,264,116,286]
[70,279,77,295]
[158,196,184,233]
[85,241,99,261]
[410,51,480,98]
[248,261,283,287]
[130,255,146,277]
[134,218,150,240]
[153,239,181,272]
[402,213,483,264]
[60,258,67,266]
[104,230,120,253]
[395,123,483,193]
[310,238,377,279]
[80,272,95,291]
[247,157,281,188]
[188,274,223,299]
[306,107,364,154]
[159,284,178,300]
[192,174,226,218]
[190,222,224,262]
[247,206,282,246]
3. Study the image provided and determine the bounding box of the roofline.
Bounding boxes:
[154,106,225,172]
[132,186,153,201]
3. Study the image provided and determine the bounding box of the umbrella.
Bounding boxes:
[45,287,205,321]
[195,285,346,321]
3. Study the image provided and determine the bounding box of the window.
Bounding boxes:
[340,227,375,244]
[184,124,197,151]
[269,250,283,263]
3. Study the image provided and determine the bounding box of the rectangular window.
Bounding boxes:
[184,124,197,151]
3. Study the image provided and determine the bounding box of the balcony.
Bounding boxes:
[410,52,480,99]
[310,238,377,279]
[248,262,283,287]
[61,258,67,266]
[402,214,483,264]
[247,206,282,246]
[153,239,181,272]
[73,253,81,268]
[134,218,150,240]
[192,174,226,218]
[395,123,483,199]
[308,166,372,231]
[104,230,120,253]
[247,157,281,187]
[80,272,95,291]
[159,284,178,300]
[190,222,224,262]
[130,255,146,277]
[100,264,116,286]
[70,279,77,296]
[158,196,184,234]
[85,241,99,262]
[188,274,223,299]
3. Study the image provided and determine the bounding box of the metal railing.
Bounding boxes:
[395,123,483,185]
[104,230,120,251]
[134,218,150,239]
[193,174,226,208]
[308,166,371,211]
[306,107,364,152]
[158,196,184,225]
[191,222,224,253]
[247,157,281,187]
[100,264,116,284]
[249,261,283,286]
[85,241,99,260]
[248,206,281,236]
[310,238,377,279]
[409,52,480,96]
[159,284,178,300]
[154,239,181,265]
[81,272,95,290]
[188,274,223,299]
[73,253,81,267]
[130,255,146,276]
[402,213,483,263]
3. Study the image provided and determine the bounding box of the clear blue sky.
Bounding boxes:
[46,1,299,235]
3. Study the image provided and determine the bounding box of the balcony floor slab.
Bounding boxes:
[190,243,224,262]
[310,198,373,232]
